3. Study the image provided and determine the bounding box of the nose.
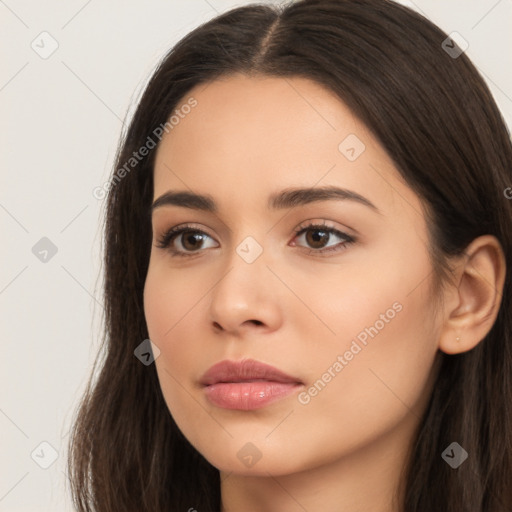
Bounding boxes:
[208,243,283,337]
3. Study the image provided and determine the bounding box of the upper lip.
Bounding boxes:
[200,359,303,386]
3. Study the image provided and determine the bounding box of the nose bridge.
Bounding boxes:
[220,214,271,275]
[213,232,268,303]
[234,233,266,266]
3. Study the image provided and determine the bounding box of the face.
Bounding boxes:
[143,74,442,476]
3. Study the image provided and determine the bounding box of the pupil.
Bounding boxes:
[183,231,202,250]
[307,229,328,248]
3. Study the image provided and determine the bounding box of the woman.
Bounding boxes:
[68,0,512,510]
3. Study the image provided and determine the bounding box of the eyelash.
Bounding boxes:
[155,222,356,258]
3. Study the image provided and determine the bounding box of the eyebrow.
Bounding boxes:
[151,186,381,215]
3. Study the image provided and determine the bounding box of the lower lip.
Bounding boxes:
[203,381,302,410]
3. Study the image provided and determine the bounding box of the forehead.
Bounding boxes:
[152,74,422,220]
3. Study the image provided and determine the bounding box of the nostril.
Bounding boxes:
[212,319,263,331]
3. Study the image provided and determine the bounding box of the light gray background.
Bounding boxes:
[1,1,511,510]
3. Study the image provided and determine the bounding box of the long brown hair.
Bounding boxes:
[68,0,512,510]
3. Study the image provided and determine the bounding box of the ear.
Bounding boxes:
[438,235,506,355]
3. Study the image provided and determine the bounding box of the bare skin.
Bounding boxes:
[143,74,506,512]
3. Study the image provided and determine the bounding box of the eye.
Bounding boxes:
[155,221,356,258]
[155,223,218,257]
[291,221,356,255]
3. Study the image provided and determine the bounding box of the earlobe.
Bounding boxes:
[438,235,506,355]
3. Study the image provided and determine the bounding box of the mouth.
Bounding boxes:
[200,359,303,410]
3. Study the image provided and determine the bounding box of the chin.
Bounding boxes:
[199,445,304,477]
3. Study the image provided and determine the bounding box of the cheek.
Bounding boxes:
[292,251,439,453]
[143,258,209,341]
[143,264,226,460]
[143,261,214,411]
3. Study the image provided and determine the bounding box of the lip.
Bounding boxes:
[200,359,303,410]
